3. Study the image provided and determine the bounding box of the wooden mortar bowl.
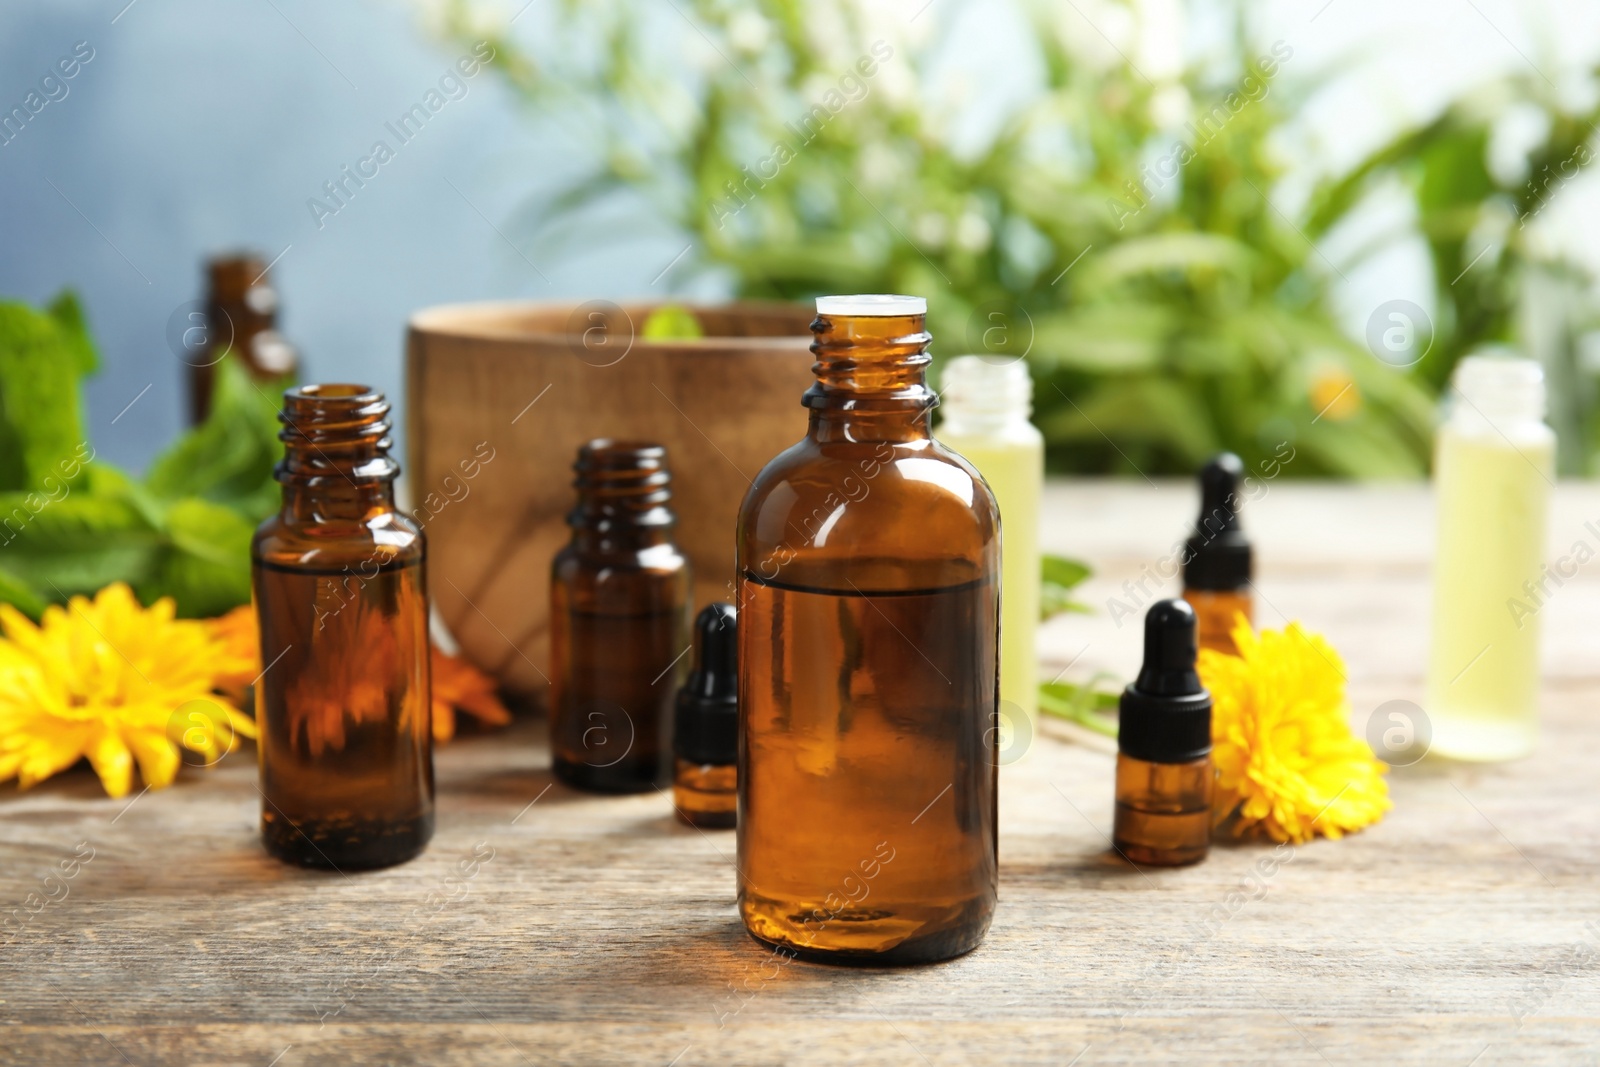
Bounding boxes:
[406,300,814,698]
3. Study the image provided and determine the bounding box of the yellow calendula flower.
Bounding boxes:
[1198,615,1391,843]
[430,645,512,743]
[207,603,261,705]
[0,583,256,798]
[1309,366,1361,422]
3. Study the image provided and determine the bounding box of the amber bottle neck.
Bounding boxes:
[805,312,935,444]
[567,441,677,554]
[206,256,277,349]
[275,385,399,523]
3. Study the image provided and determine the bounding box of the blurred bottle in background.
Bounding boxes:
[549,440,690,792]
[936,356,1043,731]
[191,252,299,423]
[1427,352,1555,761]
[1182,454,1253,657]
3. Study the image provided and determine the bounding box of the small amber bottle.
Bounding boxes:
[1113,599,1213,867]
[192,253,299,423]
[252,385,433,869]
[550,441,691,793]
[1182,453,1253,656]
[673,602,738,829]
[737,294,1000,965]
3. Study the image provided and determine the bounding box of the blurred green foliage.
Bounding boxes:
[1308,72,1600,472]
[1039,553,1092,619]
[0,293,285,618]
[435,0,1598,476]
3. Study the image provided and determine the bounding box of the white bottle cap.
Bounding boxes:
[1451,349,1545,421]
[940,355,1032,420]
[816,294,927,317]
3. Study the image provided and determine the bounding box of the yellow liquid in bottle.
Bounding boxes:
[1426,424,1553,761]
[935,428,1043,727]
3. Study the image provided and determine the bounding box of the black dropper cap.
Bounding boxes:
[1117,599,1212,763]
[673,603,738,766]
[1182,452,1252,591]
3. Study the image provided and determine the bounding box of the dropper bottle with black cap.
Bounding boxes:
[1182,453,1253,656]
[1112,599,1213,867]
[673,603,738,828]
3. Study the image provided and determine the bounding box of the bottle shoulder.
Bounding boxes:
[738,436,998,589]
[552,538,689,576]
[253,509,425,569]
[1438,416,1556,452]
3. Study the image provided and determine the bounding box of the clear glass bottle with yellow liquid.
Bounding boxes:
[936,356,1044,735]
[1426,353,1554,761]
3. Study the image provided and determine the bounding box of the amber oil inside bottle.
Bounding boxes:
[674,759,737,828]
[252,385,433,869]
[550,441,690,793]
[1112,754,1213,867]
[1183,588,1253,657]
[737,295,1000,965]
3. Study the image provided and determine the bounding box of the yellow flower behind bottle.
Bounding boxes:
[208,602,511,745]
[1198,615,1391,843]
[0,583,256,798]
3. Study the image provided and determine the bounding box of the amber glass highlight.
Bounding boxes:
[736,300,1000,965]
[550,442,690,793]
[192,253,297,423]
[1112,753,1212,867]
[252,385,432,869]
[1182,589,1253,657]
[674,759,736,828]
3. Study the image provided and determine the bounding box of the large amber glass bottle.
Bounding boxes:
[252,385,433,869]
[549,441,690,793]
[736,294,1000,964]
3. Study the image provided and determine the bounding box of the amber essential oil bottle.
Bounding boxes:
[550,441,690,793]
[1182,453,1253,656]
[1113,599,1213,867]
[252,385,433,869]
[736,294,1000,965]
[673,602,738,829]
[192,253,299,424]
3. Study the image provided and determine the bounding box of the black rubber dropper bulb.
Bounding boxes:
[674,603,738,767]
[1183,453,1252,591]
[1117,599,1212,764]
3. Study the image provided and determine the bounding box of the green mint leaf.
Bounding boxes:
[0,294,94,492]
[144,355,285,521]
[1041,553,1093,620]
[138,497,256,617]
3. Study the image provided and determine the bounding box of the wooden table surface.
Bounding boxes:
[6,481,1600,1066]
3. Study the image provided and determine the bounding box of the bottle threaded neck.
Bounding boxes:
[276,384,397,484]
[1449,352,1546,425]
[805,303,935,413]
[569,439,675,531]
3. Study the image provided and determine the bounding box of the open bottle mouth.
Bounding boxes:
[569,438,674,528]
[277,384,397,484]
